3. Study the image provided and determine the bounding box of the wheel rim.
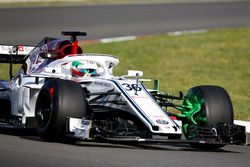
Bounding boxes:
[179,91,207,140]
[36,89,53,129]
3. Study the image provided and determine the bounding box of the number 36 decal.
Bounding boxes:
[122,83,142,91]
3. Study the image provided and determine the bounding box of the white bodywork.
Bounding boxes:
[2,45,181,139]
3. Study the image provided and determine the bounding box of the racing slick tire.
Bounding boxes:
[35,79,87,141]
[186,85,234,149]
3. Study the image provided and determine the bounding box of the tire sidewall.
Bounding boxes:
[188,85,234,127]
[35,79,87,141]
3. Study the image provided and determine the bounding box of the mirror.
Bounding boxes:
[127,70,143,77]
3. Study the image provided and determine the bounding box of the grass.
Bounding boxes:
[82,27,250,121]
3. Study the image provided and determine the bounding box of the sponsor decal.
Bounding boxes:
[94,82,111,87]
[156,119,169,125]
[18,46,24,52]
[131,95,148,99]
[39,44,48,56]
[0,45,32,54]
[81,120,92,126]
[148,115,164,118]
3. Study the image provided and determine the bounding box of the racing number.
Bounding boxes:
[122,83,142,91]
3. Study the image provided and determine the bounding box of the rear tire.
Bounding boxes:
[35,79,87,141]
[186,85,234,149]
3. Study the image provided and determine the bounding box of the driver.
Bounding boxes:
[70,61,98,77]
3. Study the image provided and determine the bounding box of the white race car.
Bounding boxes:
[0,31,245,149]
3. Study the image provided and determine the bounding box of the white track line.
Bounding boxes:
[100,36,137,43]
[83,29,209,44]
[167,29,208,36]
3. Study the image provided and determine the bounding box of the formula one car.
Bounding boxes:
[0,31,245,149]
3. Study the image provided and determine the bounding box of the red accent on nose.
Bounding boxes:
[49,87,55,96]
[169,116,177,120]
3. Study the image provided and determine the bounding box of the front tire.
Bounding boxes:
[188,85,233,126]
[35,79,87,141]
[186,85,234,149]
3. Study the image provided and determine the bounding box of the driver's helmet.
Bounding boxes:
[71,61,98,77]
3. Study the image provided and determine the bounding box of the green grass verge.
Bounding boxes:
[82,27,250,121]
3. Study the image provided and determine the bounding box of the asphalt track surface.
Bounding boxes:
[0,1,250,44]
[0,133,249,167]
[0,1,250,167]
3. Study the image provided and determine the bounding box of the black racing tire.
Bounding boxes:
[0,99,11,120]
[35,79,87,141]
[187,85,234,149]
[188,85,234,126]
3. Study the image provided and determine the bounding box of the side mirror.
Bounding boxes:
[127,70,143,77]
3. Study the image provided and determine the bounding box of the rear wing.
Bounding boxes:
[0,45,35,64]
